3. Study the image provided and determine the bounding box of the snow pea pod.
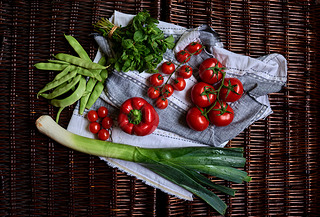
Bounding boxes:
[40,74,82,99]
[53,65,72,81]
[54,53,106,70]
[64,34,91,61]
[37,69,77,96]
[48,59,70,65]
[85,69,108,110]
[34,62,68,71]
[69,65,102,81]
[50,76,86,123]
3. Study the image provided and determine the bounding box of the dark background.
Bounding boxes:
[1,0,319,216]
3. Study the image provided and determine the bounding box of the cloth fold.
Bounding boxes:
[67,11,287,200]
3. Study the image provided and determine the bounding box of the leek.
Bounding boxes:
[36,115,251,215]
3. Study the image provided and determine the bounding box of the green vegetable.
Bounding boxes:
[94,10,175,73]
[36,115,251,215]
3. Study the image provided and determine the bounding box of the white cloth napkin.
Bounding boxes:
[67,11,287,200]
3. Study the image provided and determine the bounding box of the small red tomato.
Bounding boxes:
[156,97,168,109]
[208,101,234,127]
[186,107,209,131]
[219,78,244,102]
[190,82,216,108]
[87,110,98,122]
[172,77,186,91]
[102,117,113,129]
[186,42,203,55]
[149,73,164,86]
[178,65,193,79]
[97,106,108,118]
[176,50,191,63]
[161,61,175,74]
[98,129,110,141]
[161,84,174,97]
[198,58,224,84]
[89,122,100,134]
[147,86,160,99]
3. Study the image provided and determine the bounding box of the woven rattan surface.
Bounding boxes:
[0,0,319,216]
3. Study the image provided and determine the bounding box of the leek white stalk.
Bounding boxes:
[36,115,251,215]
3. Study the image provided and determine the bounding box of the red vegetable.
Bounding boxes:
[208,101,234,127]
[186,42,203,55]
[161,84,174,97]
[98,129,110,140]
[172,77,186,91]
[191,82,216,108]
[102,117,113,129]
[219,78,243,102]
[147,86,160,99]
[149,73,164,86]
[156,96,168,109]
[87,110,98,122]
[89,122,100,134]
[161,61,175,74]
[178,65,193,79]
[97,106,108,118]
[118,97,159,136]
[186,107,209,131]
[176,50,191,63]
[198,58,224,84]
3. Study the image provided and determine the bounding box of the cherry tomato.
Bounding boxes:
[98,129,110,141]
[89,122,100,134]
[191,82,216,108]
[178,65,193,79]
[208,101,234,127]
[87,110,98,122]
[186,107,209,131]
[198,58,224,84]
[149,73,164,86]
[176,50,191,63]
[219,78,244,102]
[156,97,168,109]
[186,42,203,55]
[161,61,175,74]
[147,86,160,99]
[97,106,108,118]
[172,77,186,91]
[102,117,113,129]
[161,84,174,97]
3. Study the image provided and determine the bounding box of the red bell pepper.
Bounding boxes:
[118,97,159,136]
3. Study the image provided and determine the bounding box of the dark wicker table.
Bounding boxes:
[1,1,319,216]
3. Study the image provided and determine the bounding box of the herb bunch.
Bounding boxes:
[94,10,175,73]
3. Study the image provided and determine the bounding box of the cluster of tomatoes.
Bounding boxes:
[186,58,244,131]
[147,41,203,109]
[87,106,113,140]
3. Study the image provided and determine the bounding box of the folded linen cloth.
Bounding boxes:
[67,11,287,200]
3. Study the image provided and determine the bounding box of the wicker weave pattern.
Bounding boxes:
[0,0,319,216]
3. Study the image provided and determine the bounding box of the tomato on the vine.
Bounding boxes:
[208,101,234,127]
[191,82,216,108]
[102,117,113,129]
[156,96,168,109]
[219,78,244,102]
[161,84,174,97]
[176,50,191,63]
[172,77,186,91]
[98,129,110,141]
[147,86,160,99]
[161,61,175,74]
[87,110,98,122]
[198,58,224,84]
[186,107,209,131]
[149,73,164,86]
[186,42,203,55]
[97,106,108,118]
[178,65,193,79]
[89,122,100,134]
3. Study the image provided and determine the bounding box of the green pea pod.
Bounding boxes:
[64,34,91,61]
[48,59,70,65]
[54,53,106,70]
[50,76,86,123]
[34,62,68,71]
[40,74,82,99]
[37,69,77,97]
[70,65,102,82]
[85,69,108,110]
[79,56,107,115]
[53,65,72,81]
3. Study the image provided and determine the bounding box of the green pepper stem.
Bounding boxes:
[128,109,142,125]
